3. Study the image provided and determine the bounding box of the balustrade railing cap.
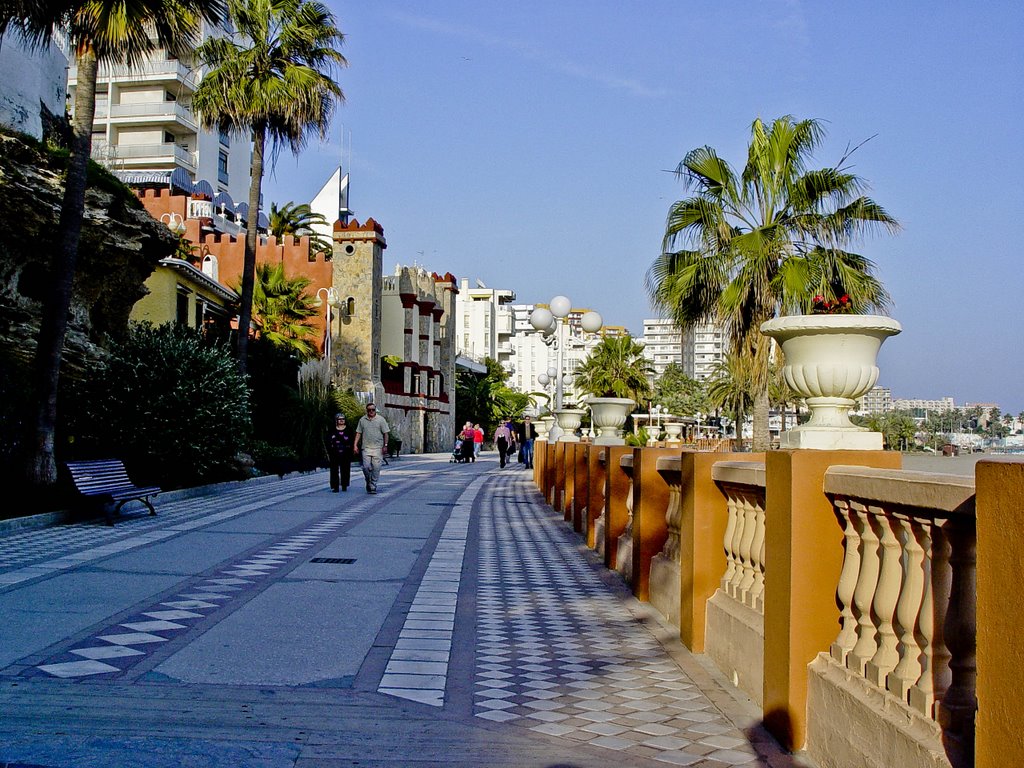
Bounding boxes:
[824,465,975,515]
[711,461,767,487]
[656,455,682,472]
[620,454,633,469]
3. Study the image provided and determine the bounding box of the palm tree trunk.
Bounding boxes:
[27,50,98,486]
[752,387,771,452]
[236,128,266,376]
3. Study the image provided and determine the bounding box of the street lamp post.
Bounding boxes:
[160,212,187,237]
[530,296,602,442]
[316,286,340,365]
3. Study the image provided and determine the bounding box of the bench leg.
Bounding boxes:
[142,498,157,516]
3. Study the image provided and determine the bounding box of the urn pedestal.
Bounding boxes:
[587,397,635,445]
[553,409,586,442]
[761,314,901,450]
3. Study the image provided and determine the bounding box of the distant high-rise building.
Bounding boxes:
[640,318,727,381]
[67,21,251,204]
[856,386,892,414]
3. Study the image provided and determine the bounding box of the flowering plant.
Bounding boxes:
[811,294,853,314]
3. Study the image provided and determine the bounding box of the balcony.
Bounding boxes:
[69,56,198,92]
[535,442,1016,768]
[91,141,197,172]
[93,101,198,132]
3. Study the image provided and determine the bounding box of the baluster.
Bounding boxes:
[888,514,926,702]
[938,517,977,768]
[749,493,766,613]
[866,507,902,686]
[662,476,682,563]
[911,520,953,718]
[721,489,739,592]
[848,503,881,675]
[831,499,861,664]
[624,476,634,536]
[737,493,757,605]
[728,491,747,599]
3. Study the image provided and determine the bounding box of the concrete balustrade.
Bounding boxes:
[531,442,1019,768]
[706,460,767,704]
[810,466,976,768]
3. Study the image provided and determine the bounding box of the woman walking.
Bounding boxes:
[494,421,512,468]
[326,413,353,492]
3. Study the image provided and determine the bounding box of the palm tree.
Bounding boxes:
[247,262,319,359]
[192,0,346,377]
[268,201,332,256]
[647,116,899,450]
[706,352,755,449]
[2,0,225,485]
[573,335,653,404]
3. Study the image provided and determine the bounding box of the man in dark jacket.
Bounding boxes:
[515,416,538,468]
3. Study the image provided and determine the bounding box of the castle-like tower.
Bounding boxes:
[330,218,386,403]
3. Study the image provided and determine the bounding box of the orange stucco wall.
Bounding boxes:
[975,457,1024,768]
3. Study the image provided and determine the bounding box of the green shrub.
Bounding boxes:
[75,323,251,488]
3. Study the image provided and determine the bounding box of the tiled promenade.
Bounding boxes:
[0,454,805,767]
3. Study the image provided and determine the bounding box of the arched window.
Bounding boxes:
[202,253,219,281]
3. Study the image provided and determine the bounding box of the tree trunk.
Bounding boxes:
[27,50,98,486]
[236,128,266,376]
[752,387,771,452]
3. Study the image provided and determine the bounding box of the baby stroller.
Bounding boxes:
[450,437,466,463]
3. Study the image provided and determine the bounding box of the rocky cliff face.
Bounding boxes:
[0,130,177,377]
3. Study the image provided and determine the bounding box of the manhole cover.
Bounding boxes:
[310,557,356,564]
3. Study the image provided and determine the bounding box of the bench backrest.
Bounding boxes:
[67,460,136,495]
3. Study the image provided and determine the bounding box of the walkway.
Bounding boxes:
[0,454,804,767]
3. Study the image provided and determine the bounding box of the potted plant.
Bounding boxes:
[573,336,652,445]
[761,297,901,450]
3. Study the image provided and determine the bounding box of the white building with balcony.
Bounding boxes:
[640,318,727,381]
[67,21,250,204]
[454,278,516,370]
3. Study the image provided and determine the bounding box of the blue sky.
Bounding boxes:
[263,1,1024,414]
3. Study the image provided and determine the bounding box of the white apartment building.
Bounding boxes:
[640,318,727,381]
[892,397,956,414]
[454,279,516,370]
[67,20,251,204]
[856,386,892,414]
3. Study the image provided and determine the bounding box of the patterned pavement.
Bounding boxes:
[0,456,797,767]
[471,473,772,766]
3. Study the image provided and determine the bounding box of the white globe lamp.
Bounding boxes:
[549,295,572,318]
[581,311,603,333]
[530,307,553,331]
[537,373,550,386]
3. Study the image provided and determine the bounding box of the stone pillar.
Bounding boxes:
[975,458,1024,768]
[762,449,901,751]
[586,446,607,550]
[603,446,633,570]
[571,443,589,534]
[631,447,677,602]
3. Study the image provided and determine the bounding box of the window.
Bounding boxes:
[176,287,190,326]
[219,126,229,147]
[218,151,229,184]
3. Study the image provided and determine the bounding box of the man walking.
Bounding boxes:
[516,415,537,468]
[354,402,390,494]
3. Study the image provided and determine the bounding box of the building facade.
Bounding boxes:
[0,35,68,140]
[640,318,727,381]
[67,21,251,204]
[855,386,893,415]
[454,279,516,370]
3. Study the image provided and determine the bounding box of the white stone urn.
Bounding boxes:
[535,415,553,441]
[553,408,586,442]
[761,314,902,450]
[663,422,684,445]
[586,397,635,445]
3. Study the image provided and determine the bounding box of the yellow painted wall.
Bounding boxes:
[130,263,231,329]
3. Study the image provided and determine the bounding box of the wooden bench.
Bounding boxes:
[66,459,161,525]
